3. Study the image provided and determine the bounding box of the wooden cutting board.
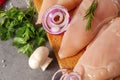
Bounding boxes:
[33,0,120,79]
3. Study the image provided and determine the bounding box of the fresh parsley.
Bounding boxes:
[0,6,47,57]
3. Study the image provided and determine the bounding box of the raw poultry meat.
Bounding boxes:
[73,17,120,80]
[36,0,82,24]
[58,0,120,59]
[57,0,82,11]
[36,0,57,24]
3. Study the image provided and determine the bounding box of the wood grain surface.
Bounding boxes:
[33,0,120,79]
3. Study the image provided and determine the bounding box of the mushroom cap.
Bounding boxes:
[29,57,40,69]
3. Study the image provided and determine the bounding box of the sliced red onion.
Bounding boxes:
[60,72,82,80]
[42,5,70,35]
[51,69,82,80]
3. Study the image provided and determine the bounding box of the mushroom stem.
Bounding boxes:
[40,57,53,71]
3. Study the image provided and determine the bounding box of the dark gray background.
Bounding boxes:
[0,0,59,80]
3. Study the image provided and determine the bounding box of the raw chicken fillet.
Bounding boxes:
[58,0,120,59]
[73,18,120,80]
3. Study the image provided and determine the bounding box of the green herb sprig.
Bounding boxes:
[84,0,98,30]
[0,6,47,57]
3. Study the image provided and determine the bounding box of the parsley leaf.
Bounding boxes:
[0,5,47,57]
[18,43,34,57]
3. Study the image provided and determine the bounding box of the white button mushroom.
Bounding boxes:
[29,46,53,71]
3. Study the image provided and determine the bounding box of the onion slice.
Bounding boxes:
[51,69,82,80]
[42,5,70,35]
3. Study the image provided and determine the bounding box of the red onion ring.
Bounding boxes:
[60,72,82,80]
[51,69,82,80]
[42,5,70,35]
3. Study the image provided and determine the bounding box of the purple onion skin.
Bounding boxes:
[51,69,82,80]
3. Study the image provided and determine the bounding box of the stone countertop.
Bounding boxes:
[0,0,59,80]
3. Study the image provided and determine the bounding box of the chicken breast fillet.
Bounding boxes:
[73,17,120,80]
[58,0,120,59]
